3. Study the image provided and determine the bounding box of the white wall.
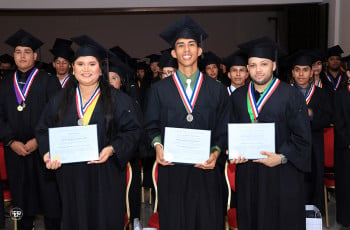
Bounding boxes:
[338,0,350,55]
[0,12,280,63]
[0,0,322,9]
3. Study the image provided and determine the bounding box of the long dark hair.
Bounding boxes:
[56,59,115,134]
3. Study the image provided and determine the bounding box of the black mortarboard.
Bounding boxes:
[145,54,160,64]
[158,51,178,69]
[5,29,43,51]
[108,56,133,80]
[309,49,326,63]
[326,45,344,58]
[159,15,208,47]
[288,50,314,68]
[201,51,221,67]
[223,51,248,68]
[341,55,350,70]
[0,54,14,65]
[136,61,148,70]
[109,46,131,64]
[50,38,74,62]
[160,47,173,54]
[71,35,114,61]
[238,36,278,61]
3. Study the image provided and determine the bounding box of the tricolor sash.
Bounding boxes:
[247,77,280,122]
[305,84,316,105]
[61,75,70,88]
[172,71,203,115]
[76,85,101,122]
[325,71,342,90]
[13,67,39,105]
[315,79,322,88]
[227,86,233,96]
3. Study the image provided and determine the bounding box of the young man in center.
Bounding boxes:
[144,16,229,230]
[230,37,312,230]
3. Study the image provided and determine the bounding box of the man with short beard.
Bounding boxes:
[229,37,312,230]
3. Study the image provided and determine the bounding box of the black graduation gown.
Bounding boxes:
[36,88,142,230]
[304,86,332,213]
[0,69,61,218]
[230,82,312,230]
[0,173,4,228]
[334,86,350,226]
[322,71,347,123]
[144,74,229,230]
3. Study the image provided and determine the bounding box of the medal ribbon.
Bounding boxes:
[61,75,70,88]
[227,86,233,96]
[305,84,316,105]
[172,71,203,114]
[325,71,342,90]
[76,86,101,119]
[247,77,280,122]
[13,68,39,105]
[315,79,322,88]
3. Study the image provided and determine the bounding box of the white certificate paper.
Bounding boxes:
[228,123,275,160]
[49,124,99,164]
[163,127,211,164]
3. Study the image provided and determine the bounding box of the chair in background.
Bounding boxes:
[147,161,159,230]
[124,162,133,230]
[323,127,335,228]
[0,142,11,204]
[224,162,238,230]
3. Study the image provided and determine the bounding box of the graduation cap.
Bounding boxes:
[50,38,74,62]
[342,55,350,70]
[158,51,177,69]
[238,36,279,61]
[309,49,326,63]
[145,54,160,64]
[326,45,343,58]
[287,50,314,68]
[71,35,115,61]
[0,54,14,65]
[109,46,131,64]
[5,29,43,51]
[223,51,248,69]
[136,61,148,70]
[159,15,208,47]
[201,51,221,67]
[108,56,133,80]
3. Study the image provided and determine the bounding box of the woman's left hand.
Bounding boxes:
[88,145,115,164]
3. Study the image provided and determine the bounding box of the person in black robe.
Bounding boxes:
[0,174,4,229]
[334,57,350,229]
[229,37,312,230]
[144,16,229,230]
[289,50,332,213]
[50,38,74,88]
[323,45,348,123]
[36,35,142,230]
[0,29,61,230]
[107,56,142,221]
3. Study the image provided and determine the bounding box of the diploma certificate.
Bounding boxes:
[49,124,99,164]
[163,127,211,164]
[228,123,275,160]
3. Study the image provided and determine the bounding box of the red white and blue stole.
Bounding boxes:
[60,75,70,88]
[325,71,342,90]
[315,79,322,88]
[76,86,101,120]
[227,85,234,96]
[13,67,39,106]
[172,71,203,115]
[305,84,316,105]
[247,77,280,122]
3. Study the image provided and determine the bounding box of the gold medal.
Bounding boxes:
[186,114,193,122]
[77,118,84,126]
[17,105,23,112]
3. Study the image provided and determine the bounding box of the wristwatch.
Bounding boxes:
[280,154,288,164]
